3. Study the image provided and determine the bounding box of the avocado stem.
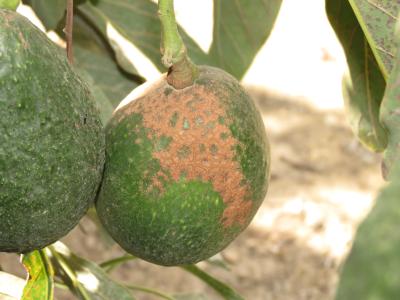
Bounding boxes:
[65,0,74,64]
[158,0,198,89]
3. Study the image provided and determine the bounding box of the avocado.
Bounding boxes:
[0,9,105,253]
[97,66,270,266]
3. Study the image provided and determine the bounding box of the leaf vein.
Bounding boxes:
[234,0,256,49]
[376,45,395,58]
[220,21,248,68]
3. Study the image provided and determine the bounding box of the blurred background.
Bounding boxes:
[0,1,385,299]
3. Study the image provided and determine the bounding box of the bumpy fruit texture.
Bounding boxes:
[97,66,270,266]
[0,0,19,10]
[0,10,105,253]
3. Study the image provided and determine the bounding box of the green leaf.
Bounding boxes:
[47,13,126,122]
[72,14,142,114]
[74,4,139,77]
[49,242,135,300]
[0,0,20,10]
[205,255,230,271]
[99,255,136,273]
[125,284,174,300]
[98,256,238,299]
[173,294,210,300]
[76,67,115,124]
[77,0,281,79]
[25,0,66,30]
[348,0,399,79]
[74,46,138,108]
[0,272,26,300]
[77,0,208,72]
[326,0,387,152]
[182,265,244,300]
[209,0,282,79]
[21,250,54,300]
[335,163,400,299]
[380,41,400,177]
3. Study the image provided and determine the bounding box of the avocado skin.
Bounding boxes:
[0,9,105,253]
[97,66,270,266]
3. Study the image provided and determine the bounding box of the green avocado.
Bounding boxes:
[97,66,270,266]
[0,9,105,253]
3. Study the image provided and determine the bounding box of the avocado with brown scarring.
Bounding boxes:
[97,66,270,266]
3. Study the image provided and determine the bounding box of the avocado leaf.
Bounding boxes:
[380,41,400,178]
[335,162,400,299]
[174,294,210,300]
[23,0,66,30]
[24,0,283,81]
[49,242,136,300]
[182,265,244,300]
[347,0,399,79]
[0,0,20,10]
[209,0,282,79]
[69,13,143,123]
[326,0,387,152]
[77,0,208,73]
[21,250,54,300]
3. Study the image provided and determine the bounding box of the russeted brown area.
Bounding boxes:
[118,81,253,228]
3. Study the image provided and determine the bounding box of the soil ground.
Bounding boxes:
[0,87,384,300]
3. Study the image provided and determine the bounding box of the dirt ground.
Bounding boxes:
[0,86,384,300]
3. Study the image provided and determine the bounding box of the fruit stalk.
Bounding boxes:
[65,0,74,64]
[158,0,198,89]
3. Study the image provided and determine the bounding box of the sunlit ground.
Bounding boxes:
[0,1,386,299]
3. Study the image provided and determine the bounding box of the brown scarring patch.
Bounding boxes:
[118,81,252,228]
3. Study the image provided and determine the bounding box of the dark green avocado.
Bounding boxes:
[0,9,105,253]
[97,66,270,266]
